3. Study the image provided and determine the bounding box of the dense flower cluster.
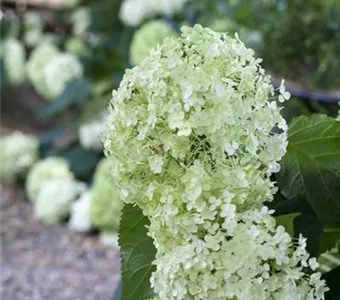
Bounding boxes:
[34,179,86,225]
[26,42,59,99]
[43,53,83,98]
[26,43,83,100]
[23,12,43,47]
[68,190,93,232]
[2,39,26,84]
[79,113,107,151]
[90,158,123,233]
[71,7,91,37]
[130,20,176,66]
[119,0,189,26]
[104,25,327,299]
[26,157,73,202]
[0,132,39,183]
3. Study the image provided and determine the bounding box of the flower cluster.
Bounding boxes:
[68,190,93,232]
[26,157,73,202]
[34,178,86,225]
[2,39,26,84]
[26,43,83,100]
[90,158,123,233]
[23,12,43,47]
[71,7,91,37]
[79,113,107,151]
[104,25,327,299]
[43,53,83,98]
[119,0,189,26]
[130,20,176,66]
[0,132,39,183]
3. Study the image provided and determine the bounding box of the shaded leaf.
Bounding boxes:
[35,78,92,119]
[277,114,340,223]
[119,204,156,300]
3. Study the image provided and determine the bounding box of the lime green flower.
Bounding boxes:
[26,157,73,202]
[2,39,26,84]
[90,158,123,232]
[0,132,39,183]
[130,20,176,66]
[34,179,85,225]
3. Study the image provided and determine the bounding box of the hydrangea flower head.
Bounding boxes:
[2,39,26,84]
[34,178,86,225]
[90,158,123,232]
[26,157,73,202]
[26,42,59,100]
[43,53,83,98]
[104,25,326,299]
[68,190,92,232]
[0,132,39,183]
[79,113,107,151]
[130,20,176,66]
[119,0,189,26]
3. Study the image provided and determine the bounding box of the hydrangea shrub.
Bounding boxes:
[26,157,73,202]
[90,158,123,232]
[130,20,176,66]
[0,133,39,183]
[104,25,328,299]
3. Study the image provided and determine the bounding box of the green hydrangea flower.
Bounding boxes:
[0,132,39,183]
[2,39,26,84]
[34,179,85,225]
[130,20,176,66]
[104,25,327,299]
[26,42,59,100]
[23,12,43,47]
[26,157,73,202]
[90,158,123,232]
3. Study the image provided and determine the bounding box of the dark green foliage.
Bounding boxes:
[119,204,156,300]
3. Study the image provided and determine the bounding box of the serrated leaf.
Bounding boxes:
[35,78,92,119]
[119,204,156,300]
[277,114,340,223]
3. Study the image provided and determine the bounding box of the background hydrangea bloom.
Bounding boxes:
[79,113,107,151]
[34,179,86,225]
[2,38,26,84]
[0,132,39,183]
[119,0,189,26]
[43,53,83,98]
[130,20,176,66]
[26,157,73,202]
[68,190,93,233]
[104,25,327,299]
[90,158,123,233]
[23,12,43,47]
[26,42,59,100]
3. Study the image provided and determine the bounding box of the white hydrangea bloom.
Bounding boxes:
[43,53,83,98]
[79,113,107,151]
[71,7,91,36]
[119,0,189,26]
[99,231,119,248]
[337,102,340,121]
[26,157,73,202]
[104,25,327,299]
[23,12,43,47]
[130,20,176,66]
[68,190,92,232]
[34,179,86,225]
[2,39,26,84]
[0,132,39,183]
[26,42,59,100]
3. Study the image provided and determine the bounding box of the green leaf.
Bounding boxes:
[320,227,340,254]
[35,78,92,119]
[119,204,156,300]
[277,114,340,223]
[275,213,301,237]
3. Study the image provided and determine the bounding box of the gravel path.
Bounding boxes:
[1,183,120,300]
